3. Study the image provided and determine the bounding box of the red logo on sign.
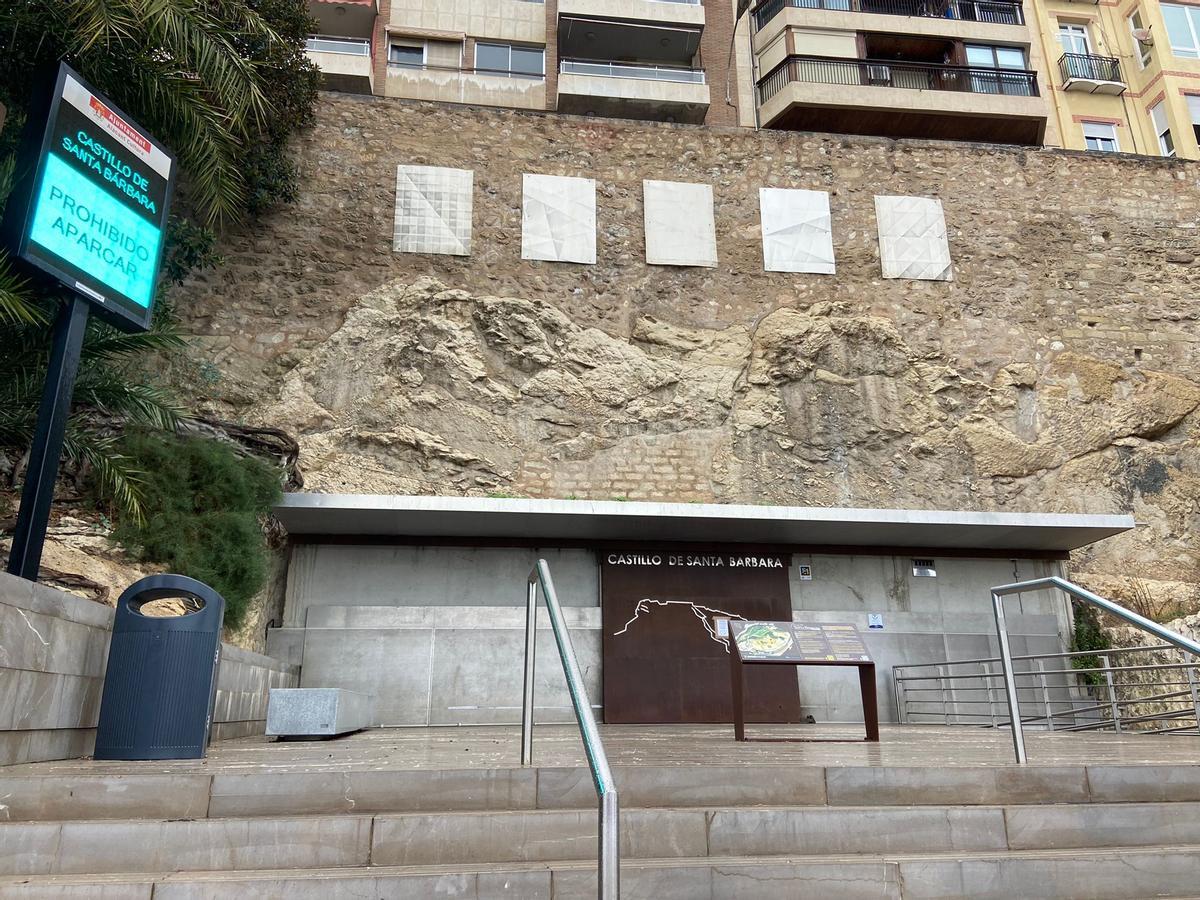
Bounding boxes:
[89,96,151,156]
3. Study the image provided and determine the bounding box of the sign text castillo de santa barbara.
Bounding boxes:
[605,553,786,569]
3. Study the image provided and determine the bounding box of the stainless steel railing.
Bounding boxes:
[522,559,619,899]
[991,577,1200,763]
[894,644,1200,735]
[305,35,371,56]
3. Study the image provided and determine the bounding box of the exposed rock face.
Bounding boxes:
[261,276,1200,596]
[172,94,1200,603]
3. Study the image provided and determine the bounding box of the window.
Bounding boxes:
[389,41,425,67]
[1188,94,1200,146]
[1163,3,1200,58]
[475,42,544,77]
[1058,23,1091,55]
[1151,101,1175,156]
[965,44,1033,95]
[1082,121,1120,153]
[1129,10,1152,68]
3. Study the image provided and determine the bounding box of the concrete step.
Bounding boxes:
[3,846,1200,899]
[4,761,1198,821]
[5,802,1200,876]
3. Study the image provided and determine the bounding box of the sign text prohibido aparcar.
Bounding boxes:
[2,62,175,331]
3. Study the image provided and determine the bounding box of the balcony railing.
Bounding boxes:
[560,58,707,83]
[1058,52,1122,85]
[752,0,1024,29]
[305,35,371,55]
[758,55,1038,103]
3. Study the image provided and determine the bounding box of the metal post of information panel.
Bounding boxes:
[6,293,90,581]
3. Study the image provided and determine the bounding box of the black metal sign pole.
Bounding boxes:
[6,292,90,580]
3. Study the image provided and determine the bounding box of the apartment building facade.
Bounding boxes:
[1029,0,1200,159]
[304,0,743,126]
[303,0,1198,158]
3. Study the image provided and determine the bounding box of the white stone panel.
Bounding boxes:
[642,179,717,268]
[759,188,835,274]
[874,195,953,281]
[521,173,596,264]
[393,165,473,256]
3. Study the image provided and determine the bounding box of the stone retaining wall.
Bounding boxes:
[173,94,1200,604]
[0,572,298,766]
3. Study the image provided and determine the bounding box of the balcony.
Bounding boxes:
[559,0,704,29]
[306,0,377,40]
[1058,53,1125,95]
[556,58,710,122]
[558,9,702,67]
[305,36,374,94]
[384,64,546,110]
[753,0,1025,30]
[757,55,1046,144]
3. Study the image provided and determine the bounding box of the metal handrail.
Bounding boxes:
[305,35,371,55]
[757,54,1039,103]
[897,643,1177,670]
[560,58,707,84]
[991,576,1200,763]
[522,559,618,899]
[1057,51,1123,85]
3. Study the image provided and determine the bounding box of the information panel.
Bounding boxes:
[4,64,174,331]
[732,621,872,663]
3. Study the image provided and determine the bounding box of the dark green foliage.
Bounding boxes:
[0,316,183,518]
[112,431,281,628]
[1070,599,1112,687]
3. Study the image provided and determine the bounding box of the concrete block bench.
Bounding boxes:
[266,688,376,739]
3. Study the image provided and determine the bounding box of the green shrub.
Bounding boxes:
[112,431,281,628]
[1070,599,1111,687]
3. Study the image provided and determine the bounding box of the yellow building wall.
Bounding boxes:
[1030,0,1200,158]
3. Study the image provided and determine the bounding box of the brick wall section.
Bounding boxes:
[373,0,390,88]
[516,429,722,501]
[701,0,739,126]
[544,0,558,110]
[0,572,299,766]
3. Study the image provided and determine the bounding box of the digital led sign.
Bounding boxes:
[3,64,175,331]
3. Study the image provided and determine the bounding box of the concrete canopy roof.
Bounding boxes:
[273,494,1133,553]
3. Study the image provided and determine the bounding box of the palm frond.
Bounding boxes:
[63,430,147,523]
[0,252,47,326]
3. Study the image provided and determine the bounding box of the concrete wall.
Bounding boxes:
[0,572,299,766]
[759,80,1050,132]
[789,555,1069,721]
[283,544,600,626]
[558,0,705,28]
[384,67,547,109]
[386,0,546,44]
[282,605,601,725]
[272,542,1070,725]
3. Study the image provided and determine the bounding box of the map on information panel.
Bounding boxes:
[731,621,872,663]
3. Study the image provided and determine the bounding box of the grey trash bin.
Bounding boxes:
[94,574,225,760]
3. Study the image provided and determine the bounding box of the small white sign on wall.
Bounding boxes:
[393,165,473,256]
[642,179,717,268]
[798,564,813,581]
[521,173,597,264]
[759,188,835,274]
[874,195,952,282]
[868,613,885,630]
